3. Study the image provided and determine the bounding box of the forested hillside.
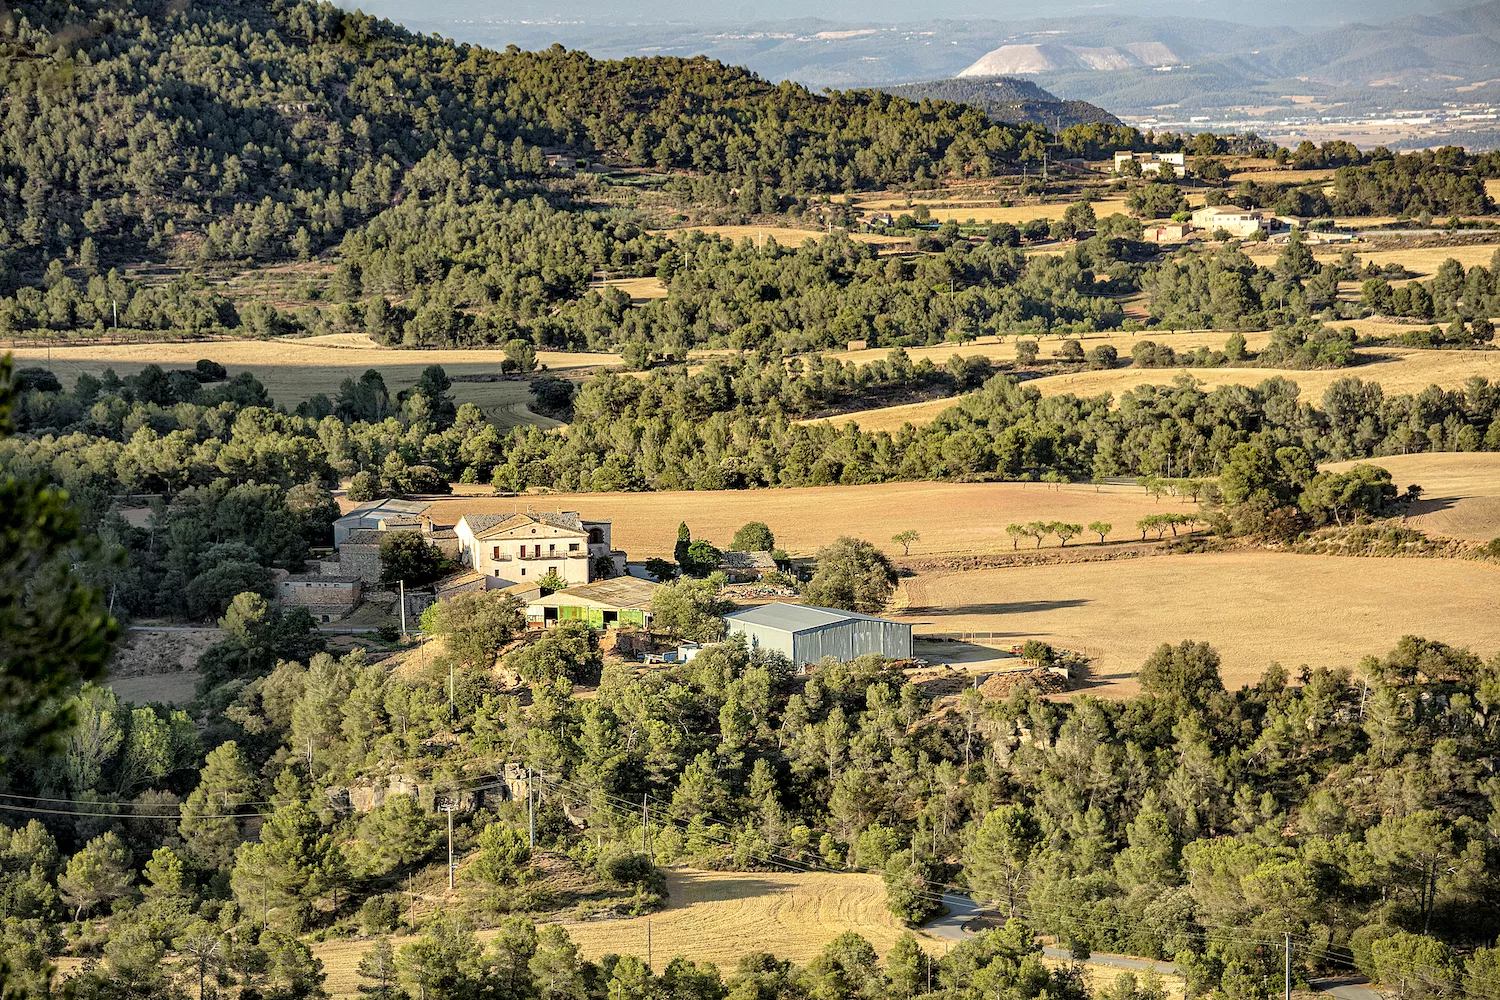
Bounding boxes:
[0,0,1061,281]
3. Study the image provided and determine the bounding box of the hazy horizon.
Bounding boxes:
[344,0,1470,29]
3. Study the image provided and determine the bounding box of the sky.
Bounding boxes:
[347,0,1468,28]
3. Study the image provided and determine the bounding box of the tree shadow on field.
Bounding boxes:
[905,598,1090,617]
[669,872,798,904]
[1405,495,1466,518]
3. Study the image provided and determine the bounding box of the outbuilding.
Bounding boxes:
[722,603,912,667]
[526,576,659,629]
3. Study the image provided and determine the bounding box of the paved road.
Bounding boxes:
[927,893,983,942]
[928,893,1170,973]
[1311,977,1381,1000]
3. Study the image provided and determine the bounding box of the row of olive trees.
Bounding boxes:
[1137,475,1211,502]
[1004,520,1110,549]
[1137,513,1202,539]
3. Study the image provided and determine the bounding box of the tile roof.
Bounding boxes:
[720,550,777,570]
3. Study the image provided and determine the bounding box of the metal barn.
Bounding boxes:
[723,603,912,667]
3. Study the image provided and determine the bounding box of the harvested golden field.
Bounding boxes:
[424,481,1187,557]
[312,869,919,996]
[7,338,619,428]
[825,330,1275,368]
[654,225,908,247]
[895,551,1500,698]
[867,197,1132,226]
[804,395,967,433]
[801,347,1500,433]
[558,869,915,966]
[1025,347,1500,401]
[1244,240,1500,279]
[590,276,668,300]
[1227,168,1335,183]
[1323,452,1500,542]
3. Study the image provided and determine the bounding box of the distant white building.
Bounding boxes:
[1190,205,1285,238]
[1114,150,1188,177]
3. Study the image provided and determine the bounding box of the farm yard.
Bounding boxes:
[894,552,1500,698]
[418,480,1187,559]
[6,335,620,428]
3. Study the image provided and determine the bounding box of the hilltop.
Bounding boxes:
[878,76,1121,128]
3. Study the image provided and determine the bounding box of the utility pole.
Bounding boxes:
[647,918,652,970]
[527,768,535,848]
[442,803,456,890]
[399,579,406,635]
[1284,933,1291,1000]
[642,793,649,855]
[448,657,455,719]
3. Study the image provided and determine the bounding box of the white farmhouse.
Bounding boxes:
[454,511,623,589]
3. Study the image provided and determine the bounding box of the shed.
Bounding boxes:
[722,603,911,667]
[526,576,659,629]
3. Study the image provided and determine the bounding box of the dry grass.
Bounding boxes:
[1323,452,1500,542]
[6,338,620,428]
[654,225,908,247]
[424,481,1184,557]
[1227,168,1336,183]
[895,551,1500,698]
[106,671,200,705]
[802,395,969,433]
[312,869,923,997]
[589,276,668,301]
[557,869,915,966]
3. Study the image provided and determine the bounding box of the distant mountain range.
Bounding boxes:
[364,0,1500,118]
[878,77,1121,128]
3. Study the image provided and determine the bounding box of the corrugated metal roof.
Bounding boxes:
[723,602,901,633]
